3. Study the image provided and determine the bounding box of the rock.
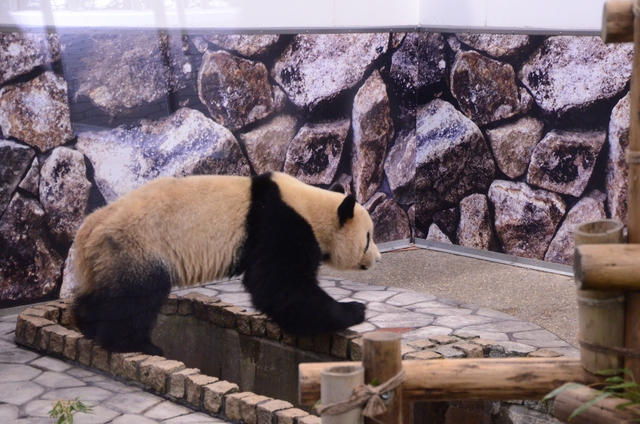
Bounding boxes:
[283,118,350,185]
[486,117,544,179]
[0,72,73,152]
[489,180,566,260]
[527,129,606,197]
[457,194,496,251]
[271,33,388,111]
[432,207,459,241]
[0,32,60,84]
[0,192,63,302]
[351,71,393,203]
[204,34,280,57]
[18,156,40,196]
[59,245,77,299]
[384,129,415,205]
[389,32,446,98]
[519,36,633,118]
[415,99,495,230]
[408,205,423,239]
[545,192,606,265]
[0,140,35,215]
[606,93,630,224]
[334,174,353,196]
[76,108,249,202]
[426,223,452,244]
[198,50,274,131]
[450,50,520,126]
[74,34,192,116]
[239,114,298,174]
[455,34,531,60]
[39,147,91,245]
[366,195,411,243]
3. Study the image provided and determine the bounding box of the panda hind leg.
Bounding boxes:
[72,261,171,356]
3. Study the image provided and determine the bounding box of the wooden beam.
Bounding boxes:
[299,358,599,406]
[574,244,640,291]
[554,385,640,423]
[602,0,634,43]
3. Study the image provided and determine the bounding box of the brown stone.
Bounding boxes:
[117,353,151,381]
[22,306,59,321]
[237,310,260,335]
[140,358,186,393]
[91,345,111,372]
[265,319,282,340]
[161,294,179,315]
[275,408,309,424]
[331,330,360,359]
[257,399,294,424]
[18,316,55,348]
[77,338,94,366]
[241,394,272,424]
[404,350,444,360]
[185,373,219,407]
[298,416,321,424]
[429,335,459,345]
[167,368,200,399]
[452,342,483,358]
[206,302,236,328]
[63,331,82,361]
[250,314,269,337]
[203,380,239,414]
[225,392,255,421]
[407,339,436,350]
[349,337,364,361]
[528,349,562,358]
[44,325,74,355]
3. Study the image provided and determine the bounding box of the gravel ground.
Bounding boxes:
[320,247,579,347]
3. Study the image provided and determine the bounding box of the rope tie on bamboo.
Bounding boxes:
[315,369,407,418]
[579,339,640,359]
[627,149,640,165]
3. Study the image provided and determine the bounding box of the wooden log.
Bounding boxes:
[574,244,640,291]
[321,365,364,424]
[602,0,634,43]
[299,358,599,406]
[554,385,640,423]
[362,332,403,424]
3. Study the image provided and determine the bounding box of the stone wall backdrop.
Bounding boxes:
[0,30,633,306]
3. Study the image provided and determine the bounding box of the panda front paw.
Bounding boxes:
[339,301,366,328]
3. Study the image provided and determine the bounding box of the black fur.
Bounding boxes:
[240,174,365,335]
[337,195,356,227]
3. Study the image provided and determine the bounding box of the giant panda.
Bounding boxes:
[71,172,380,355]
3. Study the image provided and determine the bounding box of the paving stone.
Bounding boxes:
[452,342,483,358]
[512,329,564,341]
[104,391,163,414]
[464,320,541,333]
[209,282,245,292]
[33,371,85,388]
[340,281,385,290]
[528,349,563,358]
[257,399,294,424]
[203,380,239,414]
[435,315,497,328]
[454,329,510,341]
[352,290,398,302]
[322,287,352,297]
[475,308,520,319]
[24,399,56,417]
[0,404,19,420]
[0,381,44,404]
[407,339,436,350]
[369,312,434,328]
[0,363,42,382]
[41,386,115,403]
[348,322,377,333]
[72,404,120,423]
[542,347,579,358]
[31,355,72,372]
[112,414,159,424]
[144,400,193,420]
[164,412,227,423]
[402,326,452,340]
[434,345,466,358]
[412,307,473,316]
[94,380,140,394]
[386,292,437,306]
[498,341,537,357]
[66,367,97,379]
[366,302,407,313]
[217,292,252,305]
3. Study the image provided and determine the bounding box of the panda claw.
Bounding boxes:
[339,301,366,328]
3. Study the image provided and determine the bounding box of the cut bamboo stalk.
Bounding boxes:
[299,358,599,406]
[320,365,364,424]
[574,244,640,291]
[602,0,634,43]
[554,385,640,423]
[362,331,403,424]
[625,0,640,381]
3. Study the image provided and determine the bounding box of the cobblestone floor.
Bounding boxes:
[1,275,578,423]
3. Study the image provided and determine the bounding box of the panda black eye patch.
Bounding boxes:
[364,232,370,254]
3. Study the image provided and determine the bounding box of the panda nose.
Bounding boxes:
[360,264,368,270]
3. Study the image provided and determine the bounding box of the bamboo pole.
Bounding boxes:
[625,0,640,382]
[574,244,640,290]
[602,0,634,43]
[554,385,640,423]
[320,365,364,424]
[299,358,599,406]
[362,332,403,424]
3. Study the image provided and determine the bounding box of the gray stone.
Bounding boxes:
[0,364,42,382]
[434,345,466,358]
[607,93,630,224]
[283,118,349,185]
[77,108,249,202]
[527,129,606,197]
[164,412,226,423]
[0,32,60,84]
[204,34,280,57]
[387,292,437,306]
[351,71,393,203]
[198,50,274,131]
[412,307,472,316]
[272,33,388,111]
[24,400,58,418]
[74,34,191,116]
[144,401,193,420]
[485,117,544,179]
[389,32,446,98]
[0,72,73,152]
[33,371,85,388]
[489,180,565,260]
[435,315,497,328]
[454,329,509,341]
[384,129,415,206]
[403,326,453,340]
[0,139,35,215]
[545,192,606,265]
[0,404,19,421]
[104,391,163,414]
[426,223,452,244]
[112,415,159,424]
[519,36,633,118]
[30,356,71,372]
[39,147,91,245]
[455,33,531,60]
[465,320,542,333]
[60,244,77,299]
[499,341,537,356]
[18,156,40,196]
[41,386,116,403]
[0,347,40,364]
[239,114,298,174]
[69,404,120,423]
[457,194,496,251]
[0,381,44,405]
[352,291,397,303]
[450,50,520,126]
[368,197,411,243]
[415,99,495,226]
[0,193,63,302]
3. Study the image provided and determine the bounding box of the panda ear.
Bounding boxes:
[329,182,345,194]
[337,195,356,226]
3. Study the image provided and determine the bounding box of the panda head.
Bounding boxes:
[325,183,381,271]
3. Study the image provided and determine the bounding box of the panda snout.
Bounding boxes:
[360,264,368,270]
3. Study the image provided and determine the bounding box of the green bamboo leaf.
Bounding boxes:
[569,392,612,421]
[604,382,640,391]
[542,383,585,401]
